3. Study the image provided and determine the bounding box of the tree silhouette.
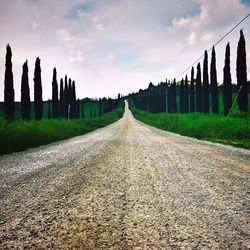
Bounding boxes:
[81,101,85,119]
[64,75,68,118]
[196,63,202,112]
[52,67,59,118]
[70,80,77,118]
[172,79,178,113]
[202,50,209,113]
[223,43,232,116]
[48,100,52,119]
[190,67,195,112]
[179,78,184,113]
[99,98,103,116]
[21,60,31,120]
[210,46,219,114]
[59,78,64,117]
[4,44,15,121]
[184,75,189,113]
[236,30,248,112]
[68,78,72,119]
[34,57,43,120]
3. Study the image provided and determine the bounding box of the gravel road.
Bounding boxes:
[0,101,250,249]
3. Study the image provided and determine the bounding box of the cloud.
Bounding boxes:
[77,9,104,32]
[171,0,248,47]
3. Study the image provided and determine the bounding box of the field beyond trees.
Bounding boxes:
[0,102,124,155]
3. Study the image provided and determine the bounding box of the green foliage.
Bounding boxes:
[0,102,124,155]
[132,107,250,149]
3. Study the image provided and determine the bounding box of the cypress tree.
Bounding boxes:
[184,75,189,113]
[190,67,195,112]
[202,50,209,113]
[71,81,77,118]
[64,75,68,118]
[48,100,51,119]
[81,101,85,119]
[34,57,43,120]
[4,44,15,121]
[236,30,248,112]
[167,83,172,113]
[52,67,59,118]
[68,78,72,119]
[223,43,232,116]
[99,98,103,116]
[172,79,177,113]
[21,60,31,120]
[59,78,64,117]
[196,63,202,112]
[179,78,184,113]
[210,46,219,114]
[76,99,80,119]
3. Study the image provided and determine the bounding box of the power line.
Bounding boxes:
[175,12,250,80]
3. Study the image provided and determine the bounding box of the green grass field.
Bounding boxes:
[131,94,250,149]
[0,102,124,155]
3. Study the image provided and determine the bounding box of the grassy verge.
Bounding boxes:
[131,108,250,149]
[0,105,124,155]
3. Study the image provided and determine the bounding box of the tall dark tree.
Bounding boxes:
[179,78,184,113]
[223,43,232,116]
[52,67,59,118]
[64,75,68,118]
[48,100,51,119]
[81,101,85,119]
[21,60,31,120]
[210,46,219,114]
[59,78,64,117]
[236,30,248,112]
[99,98,103,116]
[202,50,210,113]
[172,79,177,113]
[4,44,15,121]
[67,78,72,119]
[34,57,43,120]
[76,99,80,119]
[184,75,189,113]
[190,67,195,112]
[196,63,202,112]
[71,81,77,118]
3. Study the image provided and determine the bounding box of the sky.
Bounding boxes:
[0,0,250,101]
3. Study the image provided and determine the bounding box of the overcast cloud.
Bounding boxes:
[0,0,249,101]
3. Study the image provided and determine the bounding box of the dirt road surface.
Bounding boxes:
[0,101,250,249]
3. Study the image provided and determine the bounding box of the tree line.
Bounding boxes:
[131,30,248,116]
[3,45,120,121]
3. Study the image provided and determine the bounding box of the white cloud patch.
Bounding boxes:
[77,9,104,32]
[171,0,247,46]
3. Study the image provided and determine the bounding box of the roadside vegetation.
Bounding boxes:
[131,95,250,149]
[0,102,124,155]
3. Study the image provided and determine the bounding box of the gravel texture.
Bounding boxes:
[0,101,250,249]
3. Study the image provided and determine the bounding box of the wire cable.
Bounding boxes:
[175,12,250,80]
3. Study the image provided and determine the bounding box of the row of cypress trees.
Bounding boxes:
[4,48,46,121]
[3,45,120,121]
[132,30,248,116]
[3,44,75,121]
